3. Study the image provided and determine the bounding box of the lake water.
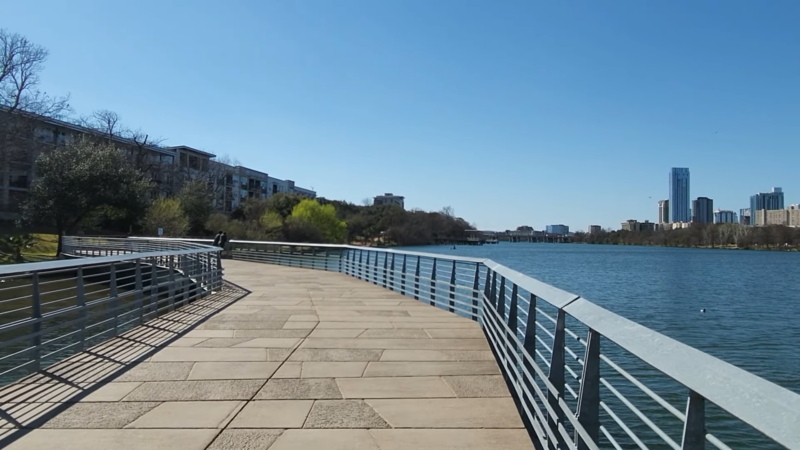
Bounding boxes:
[398,242,800,447]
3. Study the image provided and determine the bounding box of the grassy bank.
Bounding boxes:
[0,233,58,265]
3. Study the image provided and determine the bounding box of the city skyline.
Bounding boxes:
[5,2,800,231]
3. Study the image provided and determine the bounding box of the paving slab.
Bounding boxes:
[289,349,383,362]
[379,350,495,362]
[150,347,268,362]
[184,330,235,338]
[301,362,367,378]
[308,329,365,338]
[234,329,311,338]
[193,338,251,348]
[79,382,143,402]
[443,375,511,397]
[229,400,313,428]
[256,379,342,400]
[206,429,284,450]
[188,362,281,380]
[272,362,302,378]
[40,402,160,428]
[122,380,265,401]
[367,398,523,428]
[303,400,389,428]
[126,401,242,428]
[370,429,534,450]
[358,329,430,339]
[336,377,456,399]
[4,429,219,450]
[300,338,489,350]
[363,361,500,377]
[268,429,380,450]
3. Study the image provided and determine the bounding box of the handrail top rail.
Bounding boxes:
[0,246,218,277]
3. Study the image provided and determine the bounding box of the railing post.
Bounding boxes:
[471,264,481,320]
[576,329,600,450]
[358,250,363,280]
[400,255,407,295]
[547,310,567,449]
[76,267,87,350]
[382,252,388,288]
[681,391,706,450]
[429,258,437,307]
[498,276,506,319]
[373,250,378,285]
[168,256,176,312]
[150,257,158,319]
[31,271,41,372]
[506,283,520,401]
[109,263,118,336]
[135,259,144,325]
[389,254,395,291]
[448,260,456,313]
[490,271,498,308]
[338,249,344,274]
[520,295,539,446]
[216,251,223,290]
[414,256,420,300]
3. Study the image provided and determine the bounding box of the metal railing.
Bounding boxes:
[0,237,222,385]
[221,239,798,450]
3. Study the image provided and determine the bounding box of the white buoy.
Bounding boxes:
[700,308,706,313]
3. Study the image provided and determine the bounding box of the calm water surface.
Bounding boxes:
[401,243,800,394]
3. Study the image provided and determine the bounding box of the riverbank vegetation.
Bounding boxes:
[572,223,800,250]
[203,195,472,246]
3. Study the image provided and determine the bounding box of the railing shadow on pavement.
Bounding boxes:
[0,281,249,446]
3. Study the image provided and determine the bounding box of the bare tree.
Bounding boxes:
[0,29,70,116]
[362,197,372,206]
[0,29,71,173]
[441,206,454,218]
[78,109,127,141]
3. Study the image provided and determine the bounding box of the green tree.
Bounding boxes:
[259,211,284,240]
[177,179,213,235]
[143,198,188,237]
[267,193,304,219]
[21,136,151,254]
[289,199,347,243]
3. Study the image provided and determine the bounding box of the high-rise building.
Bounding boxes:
[658,200,669,224]
[739,208,751,225]
[713,209,737,224]
[669,168,690,223]
[750,188,784,226]
[691,197,714,224]
[588,225,602,234]
[546,224,569,235]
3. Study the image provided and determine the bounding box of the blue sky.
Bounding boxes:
[4,0,799,231]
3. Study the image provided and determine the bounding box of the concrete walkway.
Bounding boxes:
[1,260,534,450]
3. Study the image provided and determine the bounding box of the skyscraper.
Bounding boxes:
[750,188,784,226]
[669,168,690,223]
[691,197,713,224]
[658,200,669,224]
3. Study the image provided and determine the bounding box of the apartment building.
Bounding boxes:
[373,193,404,209]
[545,224,569,235]
[621,220,656,232]
[588,225,602,234]
[0,109,317,219]
[0,109,183,218]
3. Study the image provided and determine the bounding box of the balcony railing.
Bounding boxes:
[0,237,222,385]
[218,239,799,450]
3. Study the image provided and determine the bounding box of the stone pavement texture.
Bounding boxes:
[0,259,534,450]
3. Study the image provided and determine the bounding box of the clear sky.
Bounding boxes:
[4,0,799,231]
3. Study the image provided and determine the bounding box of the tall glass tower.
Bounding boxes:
[669,168,690,223]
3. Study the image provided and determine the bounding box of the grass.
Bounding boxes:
[0,233,58,265]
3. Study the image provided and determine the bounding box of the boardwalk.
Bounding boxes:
[1,260,533,450]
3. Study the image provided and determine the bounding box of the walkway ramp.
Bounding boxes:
[2,260,533,450]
